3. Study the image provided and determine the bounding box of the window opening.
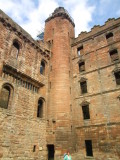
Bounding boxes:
[82,105,90,120]
[114,71,120,85]
[85,140,93,157]
[79,61,85,72]
[37,99,43,118]
[40,61,45,75]
[80,81,87,94]
[106,32,113,41]
[109,49,119,61]
[0,86,10,109]
[33,145,36,152]
[12,41,20,59]
[77,45,83,56]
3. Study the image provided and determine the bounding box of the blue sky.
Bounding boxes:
[0,0,120,38]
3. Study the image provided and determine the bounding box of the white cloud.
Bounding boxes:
[63,0,95,36]
[0,0,95,38]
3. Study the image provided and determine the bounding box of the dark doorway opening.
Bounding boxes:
[47,145,54,160]
[85,140,93,157]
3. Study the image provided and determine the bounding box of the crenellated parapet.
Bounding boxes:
[73,17,120,45]
[0,9,50,60]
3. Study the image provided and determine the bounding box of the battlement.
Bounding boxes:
[73,17,120,45]
[45,7,75,27]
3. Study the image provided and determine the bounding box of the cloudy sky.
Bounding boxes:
[0,0,120,38]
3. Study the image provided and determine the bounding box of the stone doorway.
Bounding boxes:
[47,144,54,160]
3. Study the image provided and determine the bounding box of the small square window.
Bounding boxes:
[109,49,119,62]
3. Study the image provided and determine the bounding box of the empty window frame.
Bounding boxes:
[114,71,120,85]
[11,41,20,59]
[0,84,13,109]
[106,32,113,42]
[79,61,85,72]
[109,49,119,62]
[82,105,90,120]
[85,140,93,157]
[40,60,45,75]
[80,81,87,94]
[77,45,83,56]
[37,99,43,118]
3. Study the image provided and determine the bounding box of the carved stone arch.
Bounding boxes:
[79,77,87,82]
[80,100,90,106]
[0,83,14,109]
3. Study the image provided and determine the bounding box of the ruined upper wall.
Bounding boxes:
[0,9,50,59]
[45,7,75,27]
[72,17,120,46]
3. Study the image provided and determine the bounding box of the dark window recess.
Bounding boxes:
[0,86,10,109]
[37,99,43,118]
[33,145,36,152]
[106,32,113,41]
[85,140,93,157]
[80,81,87,94]
[114,71,120,85]
[77,46,83,56]
[79,62,85,72]
[40,61,45,75]
[109,49,119,61]
[82,105,90,120]
[11,41,20,58]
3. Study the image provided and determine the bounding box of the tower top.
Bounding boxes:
[45,7,75,27]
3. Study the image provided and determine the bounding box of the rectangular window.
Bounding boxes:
[85,140,93,157]
[77,45,83,56]
[82,105,90,120]
[79,62,85,72]
[109,49,119,62]
[80,81,87,94]
[114,71,120,85]
[106,32,113,42]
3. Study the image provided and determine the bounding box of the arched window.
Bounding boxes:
[37,99,44,118]
[0,84,13,109]
[11,40,20,59]
[40,60,45,75]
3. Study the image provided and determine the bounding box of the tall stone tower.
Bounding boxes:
[44,7,75,158]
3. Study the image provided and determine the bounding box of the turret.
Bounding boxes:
[44,7,75,159]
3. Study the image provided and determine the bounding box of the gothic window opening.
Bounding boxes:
[77,45,83,56]
[109,49,119,62]
[80,81,87,94]
[40,60,45,75]
[0,84,13,109]
[79,61,85,72]
[106,32,113,42]
[37,99,43,118]
[11,41,20,59]
[82,105,90,120]
[114,71,120,85]
[85,140,93,157]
